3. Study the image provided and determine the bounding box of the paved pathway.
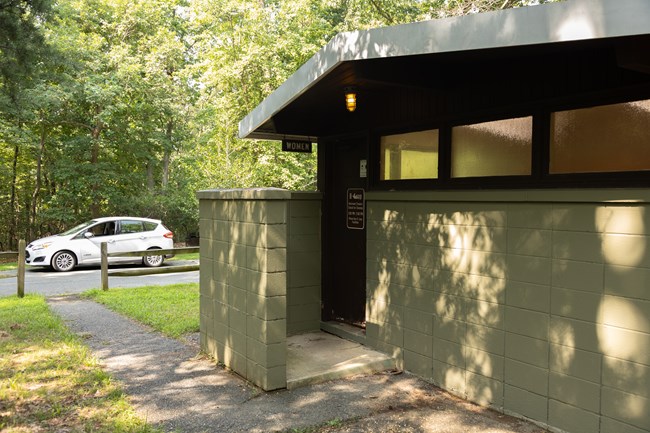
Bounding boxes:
[48,296,548,433]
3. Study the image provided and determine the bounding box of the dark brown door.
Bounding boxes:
[322,136,367,326]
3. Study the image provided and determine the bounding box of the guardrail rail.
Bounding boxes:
[2,242,198,295]
[100,244,200,290]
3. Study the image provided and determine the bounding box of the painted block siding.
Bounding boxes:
[287,197,322,335]
[365,190,650,433]
[197,189,321,391]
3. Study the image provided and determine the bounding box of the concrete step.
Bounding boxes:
[286,330,397,390]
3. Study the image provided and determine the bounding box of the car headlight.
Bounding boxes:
[31,242,52,251]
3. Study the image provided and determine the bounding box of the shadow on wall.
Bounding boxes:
[366,199,650,432]
[593,206,649,430]
[367,202,508,405]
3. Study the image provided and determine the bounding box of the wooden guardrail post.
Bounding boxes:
[101,242,108,291]
[17,240,25,298]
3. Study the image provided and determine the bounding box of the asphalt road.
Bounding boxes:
[0,261,199,297]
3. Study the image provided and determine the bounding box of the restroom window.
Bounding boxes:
[550,99,650,174]
[380,129,439,180]
[451,116,533,178]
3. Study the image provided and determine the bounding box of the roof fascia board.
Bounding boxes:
[239,0,650,140]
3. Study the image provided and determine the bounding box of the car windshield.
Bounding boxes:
[59,220,99,236]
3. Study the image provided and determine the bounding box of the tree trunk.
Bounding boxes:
[30,122,46,240]
[9,144,19,250]
[162,151,170,189]
[147,159,155,191]
[90,118,102,218]
[162,119,173,189]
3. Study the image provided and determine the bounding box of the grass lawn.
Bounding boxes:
[83,283,200,338]
[167,252,199,261]
[0,295,162,432]
[0,262,17,272]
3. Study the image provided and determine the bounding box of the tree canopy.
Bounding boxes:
[0,0,562,249]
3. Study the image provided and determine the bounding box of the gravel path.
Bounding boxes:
[47,296,548,433]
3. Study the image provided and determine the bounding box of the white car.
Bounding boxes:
[25,217,174,272]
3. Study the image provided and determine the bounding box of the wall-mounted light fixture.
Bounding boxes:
[344,87,357,112]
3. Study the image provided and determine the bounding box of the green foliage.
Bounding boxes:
[0,0,52,89]
[0,0,565,248]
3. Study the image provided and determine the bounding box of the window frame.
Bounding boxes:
[547,98,650,176]
[541,92,650,188]
[143,221,158,232]
[370,93,650,191]
[448,114,536,181]
[370,123,445,190]
[118,220,145,235]
[379,128,441,182]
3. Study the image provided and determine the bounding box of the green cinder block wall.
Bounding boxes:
[198,189,322,391]
[287,196,321,335]
[365,189,650,433]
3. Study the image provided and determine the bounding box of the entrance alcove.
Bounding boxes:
[197,188,394,390]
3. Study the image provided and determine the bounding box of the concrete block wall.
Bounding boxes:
[365,189,650,433]
[287,194,321,335]
[198,188,321,391]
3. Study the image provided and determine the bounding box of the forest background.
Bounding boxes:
[0,0,559,249]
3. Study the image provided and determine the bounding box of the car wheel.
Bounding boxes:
[51,251,76,272]
[143,249,164,267]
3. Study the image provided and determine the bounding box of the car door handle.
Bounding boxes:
[107,239,116,244]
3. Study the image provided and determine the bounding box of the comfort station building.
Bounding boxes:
[197,1,650,432]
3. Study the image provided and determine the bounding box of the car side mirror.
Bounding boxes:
[84,231,94,238]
